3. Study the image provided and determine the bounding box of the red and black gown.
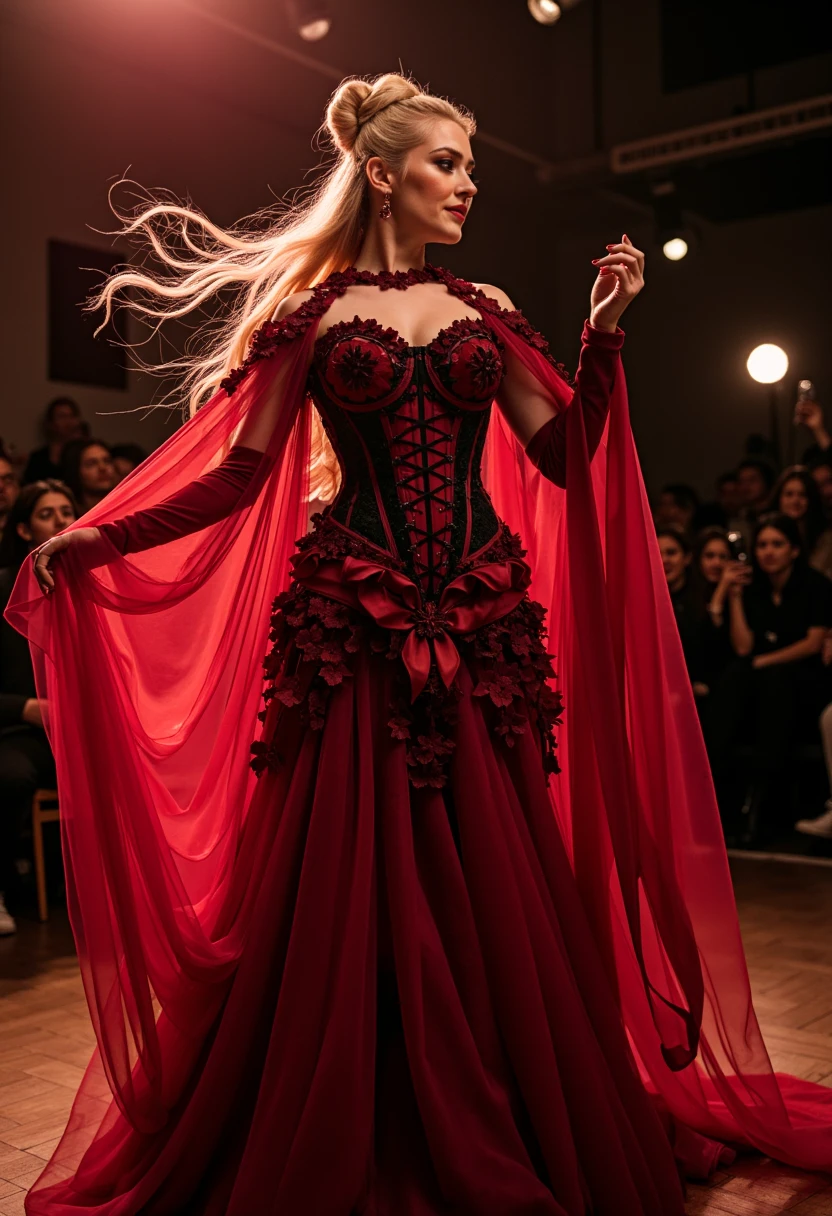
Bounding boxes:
[8,264,832,1216]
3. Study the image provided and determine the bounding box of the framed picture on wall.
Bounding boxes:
[48,239,128,390]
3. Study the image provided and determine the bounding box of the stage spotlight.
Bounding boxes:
[528,0,562,25]
[747,343,788,385]
[286,0,331,40]
[662,237,688,261]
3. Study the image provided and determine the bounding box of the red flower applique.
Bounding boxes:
[473,664,523,707]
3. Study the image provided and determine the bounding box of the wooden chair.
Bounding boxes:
[32,788,59,921]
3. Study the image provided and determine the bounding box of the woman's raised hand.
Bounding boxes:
[32,527,102,595]
[721,560,753,596]
[589,233,645,332]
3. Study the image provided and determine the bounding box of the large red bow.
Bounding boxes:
[291,548,531,701]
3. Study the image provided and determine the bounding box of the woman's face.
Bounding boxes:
[655,492,693,531]
[755,526,798,578]
[17,492,76,549]
[699,538,731,584]
[658,535,691,586]
[80,444,116,495]
[779,477,808,520]
[737,465,770,506]
[381,118,478,246]
[49,404,82,442]
[811,463,832,511]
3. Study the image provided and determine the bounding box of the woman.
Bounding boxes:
[705,513,832,846]
[653,482,699,534]
[59,437,117,511]
[22,396,85,484]
[691,526,736,699]
[7,73,832,1213]
[771,464,832,579]
[657,527,703,680]
[0,480,78,936]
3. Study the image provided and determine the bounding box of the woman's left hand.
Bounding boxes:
[589,233,645,332]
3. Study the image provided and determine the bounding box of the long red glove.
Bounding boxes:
[97,444,265,554]
[524,320,625,486]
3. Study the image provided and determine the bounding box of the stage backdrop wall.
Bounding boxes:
[1,0,829,502]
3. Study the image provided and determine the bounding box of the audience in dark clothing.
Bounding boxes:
[657,527,706,676]
[690,528,736,699]
[693,472,742,531]
[654,484,700,536]
[0,480,79,934]
[60,437,117,512]
[806,453,832,519]
[0,453,19,549]
[658,526,737,723]
[769,465,832,579]
[22,397,86,484]
[732,459,777,548]
[700,513,832,846]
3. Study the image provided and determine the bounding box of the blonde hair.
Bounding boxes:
[90,72,475,499]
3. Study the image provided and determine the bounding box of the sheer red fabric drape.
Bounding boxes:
[5,300,832,1209]
[482,311,832,1173]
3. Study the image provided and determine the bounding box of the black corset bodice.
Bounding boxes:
[307,317,505,598]
[220,261,575,597]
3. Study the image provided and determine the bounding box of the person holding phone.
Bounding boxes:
[702,513,832,846]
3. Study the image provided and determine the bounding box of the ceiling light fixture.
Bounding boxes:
[286,0,331,41]
[528,0,562,25]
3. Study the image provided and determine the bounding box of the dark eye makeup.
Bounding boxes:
[435,158,479,184]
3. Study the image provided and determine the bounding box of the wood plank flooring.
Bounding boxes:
[0,856,830,1214]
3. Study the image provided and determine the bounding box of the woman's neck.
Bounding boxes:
[352,233,427,275]
[768,565,793,592]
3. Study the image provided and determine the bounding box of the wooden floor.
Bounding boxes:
[0,857,830,1214]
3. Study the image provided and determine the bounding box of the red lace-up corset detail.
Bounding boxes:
[309,317,505,598]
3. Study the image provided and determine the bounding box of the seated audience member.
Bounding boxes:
[795,395,831,465]
[703,513,832,847]
[807,453,832,520]
[657,528,703,671]
[695,472,740,530]
[796,629,832,839]
[60,437,117,512]
[732,458,776,547]
[0,479,79,934]
[771,465,832,579]
[0,454,19,548]
[111,443,148,483]
[691,527,736,702]
[654,483,699,536]
[22,397,85,484]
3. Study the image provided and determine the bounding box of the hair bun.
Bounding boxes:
[326,73,421,154]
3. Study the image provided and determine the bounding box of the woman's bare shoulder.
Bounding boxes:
[270,290,316,322]
[471,282,515,312]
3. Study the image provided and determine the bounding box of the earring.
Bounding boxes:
[379,192,392,220]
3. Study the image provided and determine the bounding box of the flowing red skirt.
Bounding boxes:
[30,646,692,1216]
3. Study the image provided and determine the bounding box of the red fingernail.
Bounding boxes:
[591,258,600,264]
[606,244,615,249]
[600,266,611,274]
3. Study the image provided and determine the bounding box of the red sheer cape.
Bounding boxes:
[6,303,832,1201]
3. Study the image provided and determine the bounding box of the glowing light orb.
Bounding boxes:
[662,237,688,261]
[528,0,562,24]
[298,17,330,39]
[747,344,788,385]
